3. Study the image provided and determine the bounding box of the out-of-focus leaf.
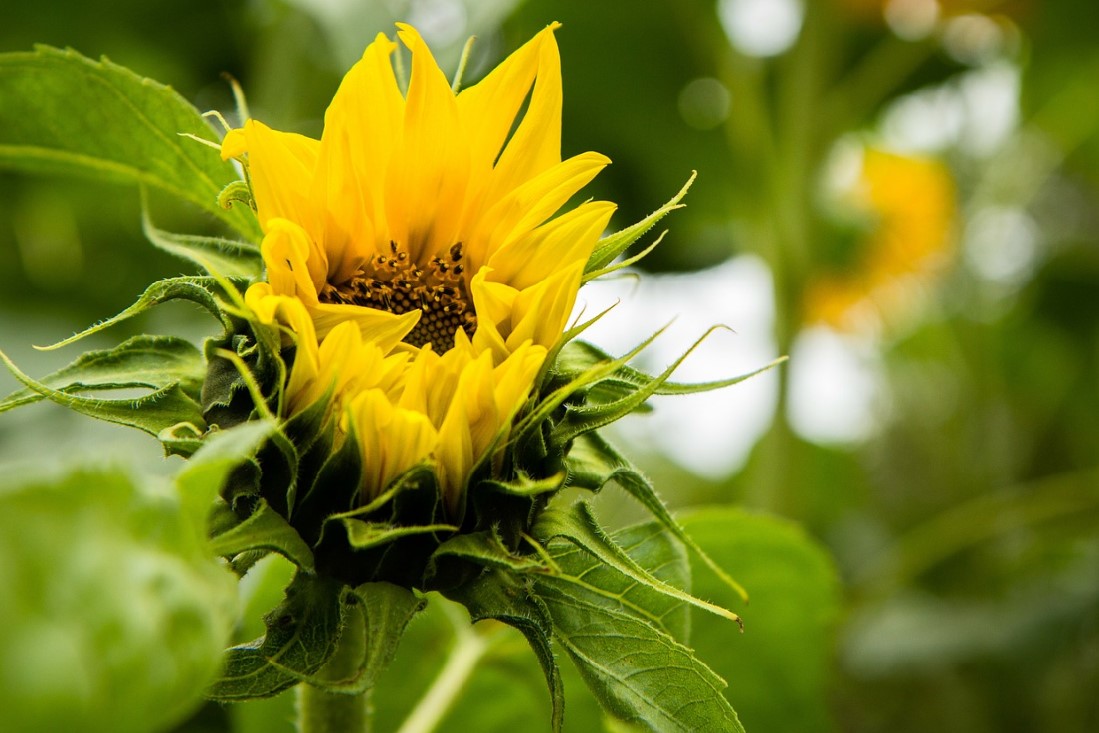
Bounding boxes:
[0,46,261,241]
[142,203,263,280]
[681,508,840,733]
[0,466,237,733]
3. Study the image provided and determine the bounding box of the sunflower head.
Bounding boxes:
[210,22,623,588]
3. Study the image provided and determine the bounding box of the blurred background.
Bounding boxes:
[2,0,1098,731]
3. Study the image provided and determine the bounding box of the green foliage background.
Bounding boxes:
[2,0,1098,731]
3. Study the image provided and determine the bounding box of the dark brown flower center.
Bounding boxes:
[319,241,476,352]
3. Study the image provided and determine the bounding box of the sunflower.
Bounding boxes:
[805,146,956,330]
[222,23,615,510]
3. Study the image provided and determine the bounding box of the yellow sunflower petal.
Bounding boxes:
[487,200,616,290]
[262,218,329,300]
[309,302,420,347]
[504,261,585,351]
[470,151,610,266]
[223,120,321,236]
[456,24,559,203]
[313,33,405,282]
[389,24,470,262]
[478,27,564,212]
[350,389,438,498]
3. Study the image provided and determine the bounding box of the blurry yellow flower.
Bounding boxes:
[805,147,956,330]
[226,23,612,509]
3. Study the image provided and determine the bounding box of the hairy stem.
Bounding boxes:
[297,684,372,733]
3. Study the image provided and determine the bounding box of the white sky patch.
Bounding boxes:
[718,0,804,58]
[788,327,880,445]
[574,256,779,479]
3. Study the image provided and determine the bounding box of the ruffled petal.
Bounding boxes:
[456,24,559,212]
[388,24,470,263]
[468,151,610,267]
[350,389,437,498]
[476,29,563,214]
[504,261,585,351]
[314,33,404,282]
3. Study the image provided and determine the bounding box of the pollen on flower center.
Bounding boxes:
[319,241,477,351]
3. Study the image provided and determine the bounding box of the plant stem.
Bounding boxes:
[297,684,372,733]
[395,624,494,733]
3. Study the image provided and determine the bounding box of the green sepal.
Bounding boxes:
[158,422,207,456]
[444,570,564,733]
[304,582,426,694]
[207,572,349,701]
[0,45,261,241]
[142,197,263,280]
[429,529,547,577]
[176,419,277,522]
[0,348,205,452]
[557,339,787,400]
[340,519,458,551]
[0,334,203,413]
[479,471,567,498]
[209,498,316,573]
[38,276,232,351]
[217,179,256,215]
[584,172,694,277]
[551,327,777,447]
[201,321,284,429]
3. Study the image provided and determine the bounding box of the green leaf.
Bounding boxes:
[535,562,743,732]
[142,201,263,280]
[534,502,741,626]
[0,335,204,413]
[446,570,565,732]
[584,173,694,276]
[208,572,349,701]
[558,340,788,400]
[308,582,426,694]
[0,347,205,448]
[569,432,750,605]
[39,276,230,351]
[354,582,426,689]
[0,466,237,733]
[209,499,316,574]
[0,46,261,241]
[680,508,840,733]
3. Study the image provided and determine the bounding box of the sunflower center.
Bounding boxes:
[319,241,477,352]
